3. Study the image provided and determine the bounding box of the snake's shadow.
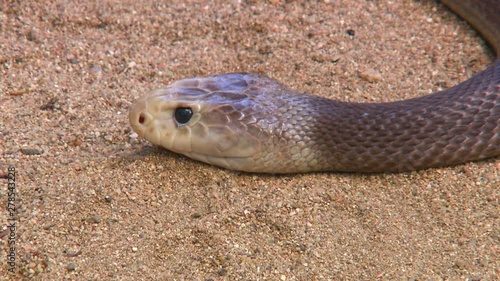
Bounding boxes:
[126,145,184,161]
[124,144,500,178]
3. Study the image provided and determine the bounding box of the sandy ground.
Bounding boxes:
[1,0,499,280]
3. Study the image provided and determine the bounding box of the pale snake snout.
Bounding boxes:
[129,0,500,173]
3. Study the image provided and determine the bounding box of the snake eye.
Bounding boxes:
[174,107,193,125]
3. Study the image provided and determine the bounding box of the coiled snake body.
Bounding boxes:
[129,0,500,173]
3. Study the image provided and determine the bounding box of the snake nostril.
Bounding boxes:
[138,113,146,124]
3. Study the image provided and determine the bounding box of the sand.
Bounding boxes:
[1,0,498,280]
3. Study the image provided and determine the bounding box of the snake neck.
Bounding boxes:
[268,60,500,173]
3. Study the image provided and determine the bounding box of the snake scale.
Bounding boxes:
[129,0,499,173]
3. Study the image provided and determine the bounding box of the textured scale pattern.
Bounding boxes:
[305,61,500,172]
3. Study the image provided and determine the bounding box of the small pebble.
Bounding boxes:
[359,69,382,83]
[35,263,43,274]
[483,172,496,182]
[454,259,466,269]
[66,263,76,271]
[20,148,43,155]
[89,215,102,223]
[27,28,44,42]
[105,195,113,203]
[89,64,102,73]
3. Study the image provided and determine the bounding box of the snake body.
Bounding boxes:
[129,0,500,173]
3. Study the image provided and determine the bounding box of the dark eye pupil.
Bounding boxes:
[174,107,193,124]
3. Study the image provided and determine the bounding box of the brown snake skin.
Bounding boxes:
[129,0,500,173]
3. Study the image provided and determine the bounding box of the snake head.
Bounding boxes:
[129,73,264,170]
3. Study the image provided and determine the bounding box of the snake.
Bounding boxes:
[129,0,499,173]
